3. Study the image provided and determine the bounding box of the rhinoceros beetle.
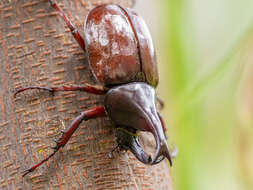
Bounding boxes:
[14,0,174,177]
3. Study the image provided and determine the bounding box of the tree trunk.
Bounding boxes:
[0,0,173,189]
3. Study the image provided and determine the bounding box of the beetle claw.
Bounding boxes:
[22,167,35,177]
[22,169,31,177]
[108,144,120,158]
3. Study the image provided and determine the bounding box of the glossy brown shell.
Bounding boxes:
[84,4,158,87]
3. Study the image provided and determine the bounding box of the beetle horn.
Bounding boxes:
[127,135,152,164]
[151,129,172,165]
[104,82,173,165]
[115,128,152,164]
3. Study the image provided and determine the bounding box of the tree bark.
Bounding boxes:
[0,0,173,189]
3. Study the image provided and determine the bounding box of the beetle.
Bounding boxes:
[14,0,174,177]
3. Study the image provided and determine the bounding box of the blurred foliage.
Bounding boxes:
[137,0,253,189]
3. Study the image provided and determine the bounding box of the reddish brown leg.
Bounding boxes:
[22,106,106,177]
[14,84,107,98]
[49,0,85,51]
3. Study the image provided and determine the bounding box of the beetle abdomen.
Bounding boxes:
[85,4,140,85]
[85,4,158,87]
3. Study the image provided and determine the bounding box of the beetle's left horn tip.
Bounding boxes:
[151,140,173,166]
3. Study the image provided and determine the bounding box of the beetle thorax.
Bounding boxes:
[104,82,157,132]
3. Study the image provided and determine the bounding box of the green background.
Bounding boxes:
[136,0,253,189]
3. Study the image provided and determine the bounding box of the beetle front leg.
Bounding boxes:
[48,0,85,51]
[22,106,106,177]
[14,84,108,98]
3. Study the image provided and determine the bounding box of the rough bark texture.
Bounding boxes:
[0,0,173,189]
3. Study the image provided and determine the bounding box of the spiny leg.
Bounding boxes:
[14,84,107,98]
[48,0,85,51]
[22,106,106,177]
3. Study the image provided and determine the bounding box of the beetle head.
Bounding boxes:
[104,82,172,165]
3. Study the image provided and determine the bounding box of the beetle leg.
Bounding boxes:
[48,0,85,51]
[156,96,164,110]
[108,144,120,158]
[14,84,108,98]
[22,106,106,177]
